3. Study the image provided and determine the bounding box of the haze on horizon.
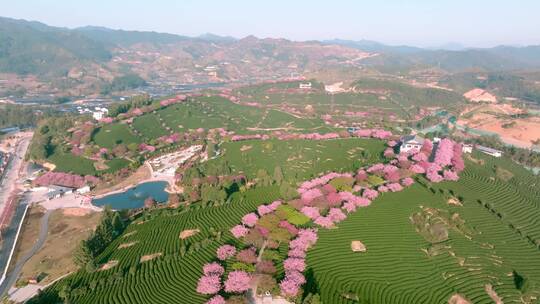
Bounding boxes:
[3,0,540,48]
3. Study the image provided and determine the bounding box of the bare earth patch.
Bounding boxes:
[91,164,151,195]
[99,260,118,271]
[466,155,484,165]
[447,197,463,206]
[62,207,94,217]
[118,241,138,249]
[16,208,101,284]
[458,104,540,148]
[351,240,367,252]
[42,162,56,171]
[485,284,504,304]
[93,160,109,171]
[179,229,200,239]
[122,231,137,238]
[140,252,162,263]
[240,145,252,152]
[448,293,471,304]
[463,88,497,103]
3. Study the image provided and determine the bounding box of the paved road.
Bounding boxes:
[0,135,31,216]
[0,209,52,296]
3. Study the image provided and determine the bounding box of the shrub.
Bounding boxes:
[367,175,385,186]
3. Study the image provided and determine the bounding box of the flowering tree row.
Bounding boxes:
[34,171,99,188]
[229,128,393,142]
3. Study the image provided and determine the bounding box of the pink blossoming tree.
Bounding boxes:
[224,271,251,293]
[216,245,236,261]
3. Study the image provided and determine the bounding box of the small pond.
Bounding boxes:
[92,181,168,210]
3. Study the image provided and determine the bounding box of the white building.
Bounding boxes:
[462,144,473,154]
[299,82,312,89]
[477,145,503,158]
[76,185,91,194]
[92,107,109,121]
[400,135,425,153]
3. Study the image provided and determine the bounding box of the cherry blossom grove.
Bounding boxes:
[196,135,465,302]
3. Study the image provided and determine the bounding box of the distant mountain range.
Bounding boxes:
[325,39,540,72]
[1,16,540,90]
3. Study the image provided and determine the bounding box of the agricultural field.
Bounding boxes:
[93,123,141,149]
[233,79,466,128]
[28,186,283,304]
[47,149,98,176]
[155,96,330,134]
[204,138,386,181]
[131,113,170,139]
[308,152,540,303]
[27,140,540,304]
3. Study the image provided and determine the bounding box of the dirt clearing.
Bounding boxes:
[16,208,101,284]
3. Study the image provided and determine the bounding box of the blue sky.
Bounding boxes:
[3,0,540,47]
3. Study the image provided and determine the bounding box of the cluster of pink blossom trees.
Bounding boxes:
[424,138,464,183]
[159,94,187,107]
[229,127,395,143]
[224,270,251,293]
[352,128,393,139]
[231,134,266,142]
[279,228,318,296]
[138,143,156,153]
[216,245,236,261]
[197,262,225,294]
[34,172,99,188]
[197,134,466,303]
[298,172,352,194]
[158,133,181,144]
[230,225,249,239]
[99,117,114,124]
[344,111,369,117]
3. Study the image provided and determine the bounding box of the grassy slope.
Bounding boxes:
[93,124,141,149]
[47,150,97,176]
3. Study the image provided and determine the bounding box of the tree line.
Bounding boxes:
[73,206,126,272]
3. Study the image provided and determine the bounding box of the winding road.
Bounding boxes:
[0,209,52,296]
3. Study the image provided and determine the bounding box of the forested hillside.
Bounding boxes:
[0,17,111,75]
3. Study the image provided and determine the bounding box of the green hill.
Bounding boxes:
[0,17,111,75]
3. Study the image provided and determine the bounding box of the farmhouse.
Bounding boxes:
[400,135,425,153]
[477,145,503,157]
[76,185,91,194]
[462,144,473,153]
[46,186,74,200]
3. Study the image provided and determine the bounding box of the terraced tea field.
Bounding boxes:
[308,153,540,303]
[28,186,282,304]
[147,96,329,136]
[203,138,386,181]
[29,142,540,304]
[234,80,466,123]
